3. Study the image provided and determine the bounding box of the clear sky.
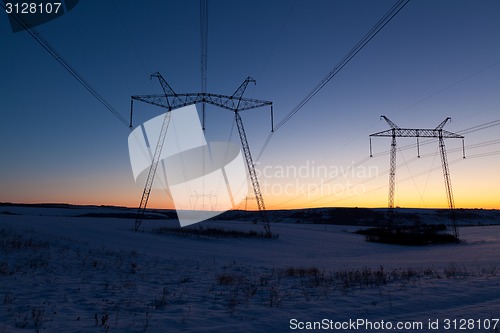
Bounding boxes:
[1,0,499,210]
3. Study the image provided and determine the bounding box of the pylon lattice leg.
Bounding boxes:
[388,134,397,209]
[439,135,459,239]
[235,112,271,237]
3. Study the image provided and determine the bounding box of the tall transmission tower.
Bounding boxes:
[130,73,273,237]
[369,116,465,239]
[131,0,273,236]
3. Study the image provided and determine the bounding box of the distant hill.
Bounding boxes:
[1,203,499,226]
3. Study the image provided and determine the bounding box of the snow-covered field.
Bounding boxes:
[1,205,500,332]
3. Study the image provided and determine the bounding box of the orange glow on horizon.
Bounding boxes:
[2,174,497,210]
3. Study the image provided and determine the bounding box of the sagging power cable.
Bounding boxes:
[256,0,410,161]
[2,3,130,128]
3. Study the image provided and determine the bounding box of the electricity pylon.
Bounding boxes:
[244,196,256,210]
[130,73,273,237]
[369,116,465,238]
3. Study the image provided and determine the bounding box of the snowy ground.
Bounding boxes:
[1,205,500,332]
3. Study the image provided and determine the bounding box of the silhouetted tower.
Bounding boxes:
[130,73,273,237]
[369,116,465,238]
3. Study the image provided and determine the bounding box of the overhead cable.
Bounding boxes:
[2,3,131,128]
[256,0,410,160]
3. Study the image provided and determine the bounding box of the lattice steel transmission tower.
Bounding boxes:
[369,116,465,238]
[130,73,273,237]
[130,0,273,236]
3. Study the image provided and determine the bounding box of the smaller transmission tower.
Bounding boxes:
[369,116,465,239]
[244,196,256,210]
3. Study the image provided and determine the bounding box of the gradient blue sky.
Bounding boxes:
[1,0,499,209]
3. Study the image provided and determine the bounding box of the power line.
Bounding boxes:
[274,0,410,132]
[254,0,296,85]
[389,59,500,118]
[326,156,466,208]
[279,153,468,209]
[265,122,500,210]
[465,150,500,159]
[271,116,500,209]
[112,0,150,75]
[256,0,410,161]
[2,3,130,129]
[371,118,500,158]
[270,142,500,209]
[458,118,500,135]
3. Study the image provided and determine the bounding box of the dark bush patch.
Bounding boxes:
[284,267,320,277]
[356,224,458,245]
[152,226,278,239]
[217,273,246,285]
[78,212,176,219]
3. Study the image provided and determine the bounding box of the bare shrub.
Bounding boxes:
[152,226,278,239]
[217,273,245,285]
[31,307,44,333]
[444,262,468,278]
[0,230,49,252]
[268,285,281,307]
[153,287,168,309]
[0,262,10,275]
[284,267,320,277]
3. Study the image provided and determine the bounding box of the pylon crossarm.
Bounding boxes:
[370,128,463,138]
[435,117,451,130]
[231,77,256,100]
[381,115,400,129]
[132,93,271,113]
